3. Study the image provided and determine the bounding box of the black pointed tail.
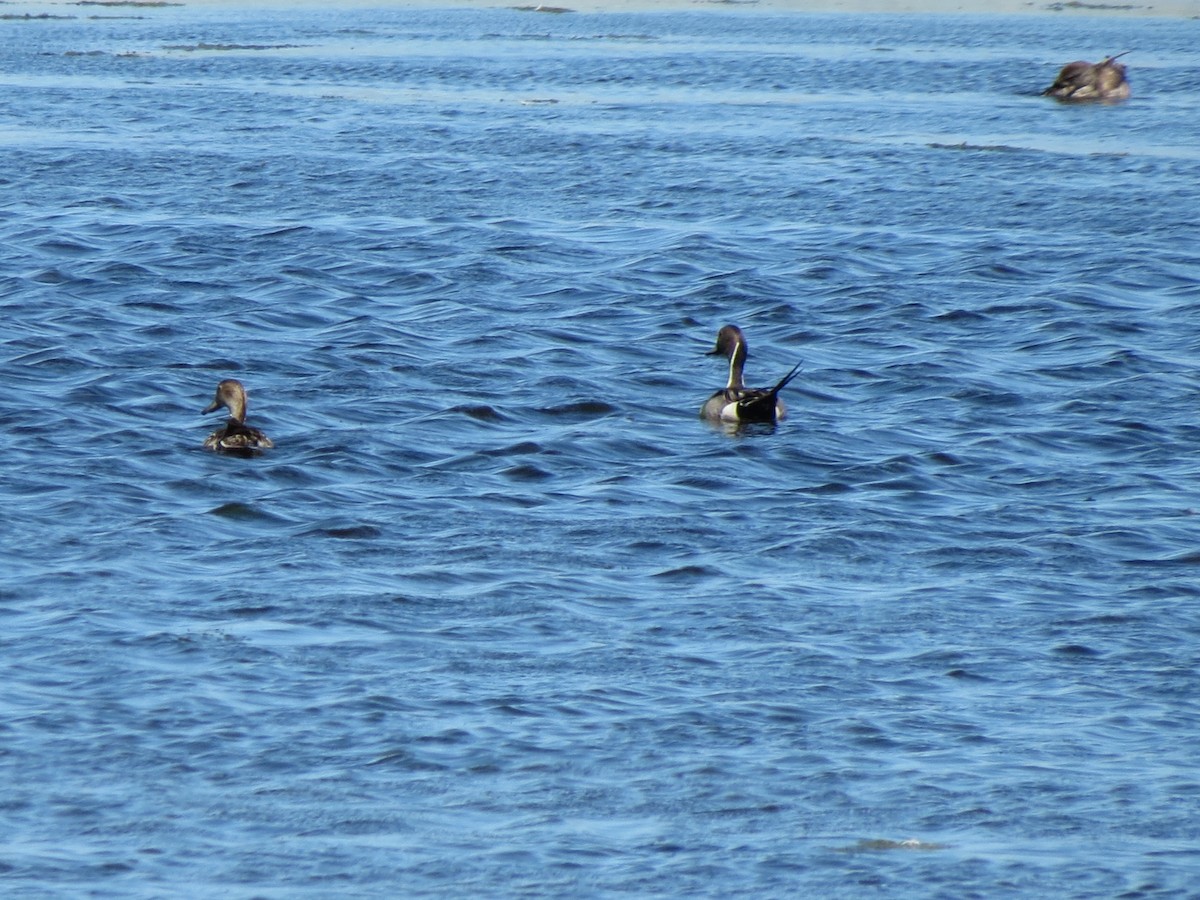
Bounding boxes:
[738,362,802,422]
[771,362,802,397]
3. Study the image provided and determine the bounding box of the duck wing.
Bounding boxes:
[206,420,274,452]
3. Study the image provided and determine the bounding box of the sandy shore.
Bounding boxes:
[169,0,1197,16]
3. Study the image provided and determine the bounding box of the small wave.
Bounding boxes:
[836,838,950,853]
[452,404,511,422]
[479,441,543,458]
[928,141,1033,153]
[1125,550,1200,567]
[1053,643,1103,657]
[652,564,722,579]
[306,524,383,540]
[207,502,286,522]
[543,398,618,415]
[503,463,554,481]
[162,43,310,52]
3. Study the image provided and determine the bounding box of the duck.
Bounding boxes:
[202,379,274,452]
[701,324,801,424]
[1043,52,1130,101]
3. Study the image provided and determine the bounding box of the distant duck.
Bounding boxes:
[203,379,274,452]
[1043,52,1130,101]
[701,324,801,424]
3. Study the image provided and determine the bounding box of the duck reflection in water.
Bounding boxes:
[203,379,274,454]
[1043,52,1130,102]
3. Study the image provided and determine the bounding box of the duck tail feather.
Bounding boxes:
[770,362,803,396]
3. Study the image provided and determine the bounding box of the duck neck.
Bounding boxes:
[726,340,747,390]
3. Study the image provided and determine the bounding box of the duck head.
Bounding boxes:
[707,324,748,389]
[204,379,250,423]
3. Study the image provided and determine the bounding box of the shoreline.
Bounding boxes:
[506,0,1196,14]
[144,0,1199,17]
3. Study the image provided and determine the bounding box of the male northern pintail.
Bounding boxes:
[1043,52,1130,101]
[701,324,800,424]
[203,379,274,452]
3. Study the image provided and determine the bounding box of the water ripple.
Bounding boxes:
[2,5,1200,898]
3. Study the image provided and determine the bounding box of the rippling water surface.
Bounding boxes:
[3,2,1200,896]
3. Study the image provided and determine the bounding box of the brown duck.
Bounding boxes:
[203,379,274,453]
[1043,52,1131,101]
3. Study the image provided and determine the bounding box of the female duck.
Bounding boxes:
[203,379,274,452]
[1043,53,1130,101]
[701,324,800,424]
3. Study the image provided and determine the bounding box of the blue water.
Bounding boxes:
[2,3,1200,896]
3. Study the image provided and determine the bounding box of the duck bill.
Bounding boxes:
[203,400,221,414]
